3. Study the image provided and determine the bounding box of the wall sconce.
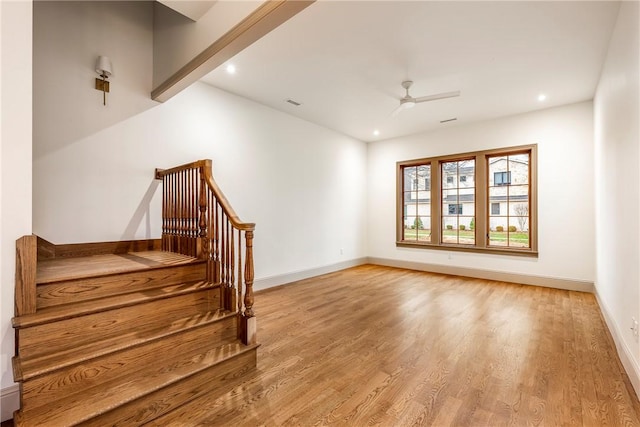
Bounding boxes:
[95,56,112,106]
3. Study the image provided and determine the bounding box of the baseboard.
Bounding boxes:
[594,290,640,398]
[1,384,19,422]
[367,257,594,293]
[254,257,369,291]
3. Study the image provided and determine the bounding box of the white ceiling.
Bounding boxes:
[200,1,620,143]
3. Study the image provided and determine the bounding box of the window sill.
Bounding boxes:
[396,241,539,257]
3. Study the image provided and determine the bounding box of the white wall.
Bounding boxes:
[34,81,368,280]
[0,0,33,420]
[33,1,156,160]
[368,101,595,283]
[594,1,640,394]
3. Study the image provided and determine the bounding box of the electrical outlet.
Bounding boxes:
[631,317,639,339]
[340,248,344,255]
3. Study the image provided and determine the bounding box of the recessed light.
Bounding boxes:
[373,130,380,136]
[538,93,547,102]
[225,64,236,74]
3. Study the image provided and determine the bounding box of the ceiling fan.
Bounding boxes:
[392,80,460,116]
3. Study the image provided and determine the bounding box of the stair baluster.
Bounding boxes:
[155,160,256,344]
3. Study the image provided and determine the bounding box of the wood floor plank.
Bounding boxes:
[143,265,640,426]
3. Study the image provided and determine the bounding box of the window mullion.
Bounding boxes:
[431,159,441,244]
[476,154,487,248]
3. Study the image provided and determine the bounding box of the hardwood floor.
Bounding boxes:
[149,264,640,426]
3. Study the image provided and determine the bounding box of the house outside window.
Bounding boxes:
[397,144,537,255]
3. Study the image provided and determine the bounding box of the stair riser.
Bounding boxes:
[21,316,237,412]
[18,286,221,360]
[36,263,206,308]
[80,349,257,426]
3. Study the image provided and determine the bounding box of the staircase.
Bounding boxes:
[11,160,258,426]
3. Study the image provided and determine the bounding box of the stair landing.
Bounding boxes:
[36,250,198,283]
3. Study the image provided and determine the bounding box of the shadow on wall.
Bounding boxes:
[120,179,160,241]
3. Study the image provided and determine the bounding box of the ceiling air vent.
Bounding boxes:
[286,99,302,106]
[440,118,457,123]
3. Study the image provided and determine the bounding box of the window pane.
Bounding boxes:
[510,201,529,219]
[404,216,417,240]
[441,159,475,245]
[442,189,457,205]
[509,154,529,185]
[489,217,508,246]
[509,218,529,247]
[404,167,416,191]
[442,162,458,189]
[489,186,507,202]
[488,153,530,249]
[402,164,431,243]
[442,217,458,243]
[459,217,475,244]
[418,216,431,241]
[403,190,416,204]
[509,184,528,198]
[459,187,474,203]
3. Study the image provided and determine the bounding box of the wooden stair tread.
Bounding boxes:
[13,279,218,328]
[36,250,200,284]
[15,308,233,381]
[20,341,259,427]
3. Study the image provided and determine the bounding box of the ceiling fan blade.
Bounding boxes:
[414,90,461,103]
[391,99,417,117]
[391,104,404,117]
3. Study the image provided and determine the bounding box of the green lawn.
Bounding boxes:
[404,228,529,247]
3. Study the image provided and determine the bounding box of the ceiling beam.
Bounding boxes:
[152,0,315,103]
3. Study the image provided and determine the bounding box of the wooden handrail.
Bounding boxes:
[155,159,207,179]
[156,159,256,345]
[156,160,255,231]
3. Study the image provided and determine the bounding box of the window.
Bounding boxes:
[494,171,511,186]
[397,144,537,255]
[448,204,463,215]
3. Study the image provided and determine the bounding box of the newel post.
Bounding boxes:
[242,229,256,345]
[15,235,37,316]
